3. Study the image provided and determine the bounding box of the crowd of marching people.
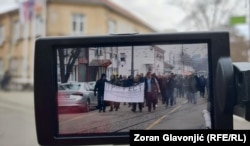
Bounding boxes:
[94,71,208,113]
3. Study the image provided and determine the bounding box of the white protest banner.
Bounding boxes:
[104,82,144,103]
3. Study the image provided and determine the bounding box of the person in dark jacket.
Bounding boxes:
[1,70,11,91]
[94,73,108,112]
[187,74,198,104]
[198,75,206,98]
[165,73,174,107]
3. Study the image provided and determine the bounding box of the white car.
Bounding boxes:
[87,81,96,91]
[57,82,98,113]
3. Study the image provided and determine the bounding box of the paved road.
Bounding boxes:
[0,90,249,146]
[0,90,38,146]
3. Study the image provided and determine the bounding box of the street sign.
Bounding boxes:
[230,16,246,25]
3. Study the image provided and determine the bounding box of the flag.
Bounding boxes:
[230,16,246,25]
[19,0,35,24]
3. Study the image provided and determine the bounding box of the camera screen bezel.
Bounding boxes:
[34,32,231,145]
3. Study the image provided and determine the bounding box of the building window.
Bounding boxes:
[23,24,28,39]
[120,53,126,67]
[108,20,116,34]
[35,15,43,37]
[120,53,126,62]
[0,25,5,46]
[156,53,163,61]
[13,20,20,43]
[72,14,85,35]
[95,48,103,56]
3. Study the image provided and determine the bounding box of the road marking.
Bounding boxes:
[146,100,187,130]
[145,114,168,130]
[60,100,188,128]
[182,100,188,104]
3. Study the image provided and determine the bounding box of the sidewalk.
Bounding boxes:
[233,115,250,130]
[0,90,38,146]
[0,90,34,98]
[0,90,34,108]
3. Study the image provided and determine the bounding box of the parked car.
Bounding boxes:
[57,82,98,113]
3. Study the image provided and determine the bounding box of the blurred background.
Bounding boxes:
[0,0,249,146]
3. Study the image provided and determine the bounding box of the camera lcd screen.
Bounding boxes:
[56,43,209,136]
[35,32,231,145]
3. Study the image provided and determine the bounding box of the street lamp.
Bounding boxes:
[131,46,134,77]
[182,45,184,73]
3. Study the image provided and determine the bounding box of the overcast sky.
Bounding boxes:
[110,0,250,38]
[110,0,186,32]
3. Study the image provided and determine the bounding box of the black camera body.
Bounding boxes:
[214,58,250,129]
[233,62,250,121]
[34,32,250,145]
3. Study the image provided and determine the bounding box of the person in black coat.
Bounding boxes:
[94,73,108,112]
[1,70,11,91]
[198,75,206,97]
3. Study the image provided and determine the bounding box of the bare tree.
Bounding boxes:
[58,48,81,83]
[180,52,208,72]
[230,30,249,62]
[168,0,249,62]
[167,0,245,31]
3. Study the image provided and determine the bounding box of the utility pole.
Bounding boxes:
[182,44,184,73]
[131,46,134,77]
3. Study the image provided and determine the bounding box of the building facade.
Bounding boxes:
[0,0,155,88]
[117,45,165,78]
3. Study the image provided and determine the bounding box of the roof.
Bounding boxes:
[0,3,18,15]
[48,0,156,32]
[0,0,156,32]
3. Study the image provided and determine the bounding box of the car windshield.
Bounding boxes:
[65,84,81,90]
[88,82,96,90]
